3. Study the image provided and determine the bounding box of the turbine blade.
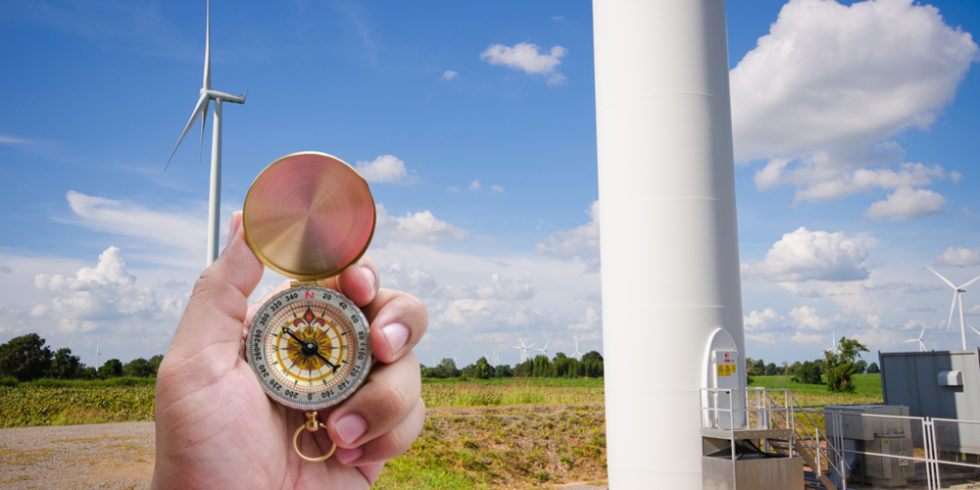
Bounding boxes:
[165,92,209,169]
[903,339,917,343]
[960,274,980,290]
[947,293,958,332]
[199,98,210,164]
[971,326,980,338]
[929,267,957,290]
[203,0,211,90]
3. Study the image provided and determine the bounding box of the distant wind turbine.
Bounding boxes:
[514,339,534,362]
[535,338,551,357]
[167,0,246,266]
[928,267,980,350]
[903,325,928,352]
[572,336,584,359]
[482,349,500,365]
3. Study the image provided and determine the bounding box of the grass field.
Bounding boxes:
[749,373,883,405]
[0,375,883,487]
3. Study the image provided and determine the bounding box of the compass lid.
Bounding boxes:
[242,152,376,281]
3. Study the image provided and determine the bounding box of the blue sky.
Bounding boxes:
[1,0,978,368]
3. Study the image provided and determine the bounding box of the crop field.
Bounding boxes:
[0,375,882,488]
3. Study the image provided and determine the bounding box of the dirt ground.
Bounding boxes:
[0,419,606,489]
[0,422,154,489]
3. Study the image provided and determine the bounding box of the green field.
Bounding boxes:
[748,373,883,406]
[0,375,880,428]
[0,375,883,488]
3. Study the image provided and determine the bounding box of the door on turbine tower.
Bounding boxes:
[703,328,746,430]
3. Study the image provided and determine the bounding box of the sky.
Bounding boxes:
[1,0,978,369]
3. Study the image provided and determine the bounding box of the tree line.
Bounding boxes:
[747,337,877,393]
[2,332,877,392]
[0,333,162,382]
[421,351,605,379]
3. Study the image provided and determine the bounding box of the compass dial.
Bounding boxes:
[247,285,371,410]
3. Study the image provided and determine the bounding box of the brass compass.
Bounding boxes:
[242,152,376,462]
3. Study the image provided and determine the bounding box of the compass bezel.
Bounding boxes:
[246,285,373,411]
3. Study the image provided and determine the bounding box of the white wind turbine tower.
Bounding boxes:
[928,267,980,350]
[167,0,247,266]
[514,339,534,363]
[903,325,928,352]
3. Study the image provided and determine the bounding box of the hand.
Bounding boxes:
[152,211,428,489]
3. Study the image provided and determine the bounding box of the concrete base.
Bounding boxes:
[702,455,804,490]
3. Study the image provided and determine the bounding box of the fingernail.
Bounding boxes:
[360,264,377,291]
[334,413,367,445]
[228,213,242,241]
[382,323,409,354]
[334,446,364,465]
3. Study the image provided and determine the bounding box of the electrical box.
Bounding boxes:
[938,370,963,386]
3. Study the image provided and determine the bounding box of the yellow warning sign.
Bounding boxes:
[717,364,735,377]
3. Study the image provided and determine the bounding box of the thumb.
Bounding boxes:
[167,211,264,364]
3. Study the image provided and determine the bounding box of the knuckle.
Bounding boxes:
[368,376,411,419]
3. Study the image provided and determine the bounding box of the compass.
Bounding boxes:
[242,151,375,462]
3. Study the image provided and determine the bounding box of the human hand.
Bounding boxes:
[152,211,427,489]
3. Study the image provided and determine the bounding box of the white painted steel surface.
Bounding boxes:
[592,0,746,487]
[208,100,223,265]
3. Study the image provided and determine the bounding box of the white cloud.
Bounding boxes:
[33,247,183,333]
[790,305,837,331]
[490,185,504,193]
[569,306,600,331]
[439,273,535,301]
[64,190,206,267]
[368,242,600,363]
[373,203,467,245]
[730,0,977,211]
[744,308,784,331]
[745,227,871,282]
[354,154,415,184]
[864,187,945,221]
[732,0,978,162]
[936,247,980,267]
[468,179,481,191]
[536,201,599,260]
[0,133,34,145]
[441,70,458,81]
[480,42,567,85]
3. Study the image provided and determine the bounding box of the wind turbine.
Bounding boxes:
[535,338,551,358]
[572,336,584,359]
[928,267,980,350]
[514,339,534,363]
[167,0,246,266]
[903,325,927,352]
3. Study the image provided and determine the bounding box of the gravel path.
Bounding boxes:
[0,422,154,489]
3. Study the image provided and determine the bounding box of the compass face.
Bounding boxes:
[246,285,371,410]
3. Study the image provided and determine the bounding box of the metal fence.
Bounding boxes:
[701,388,980,489]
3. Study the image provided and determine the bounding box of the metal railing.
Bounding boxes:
[701,388,980,489]
[701,387,851,489]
